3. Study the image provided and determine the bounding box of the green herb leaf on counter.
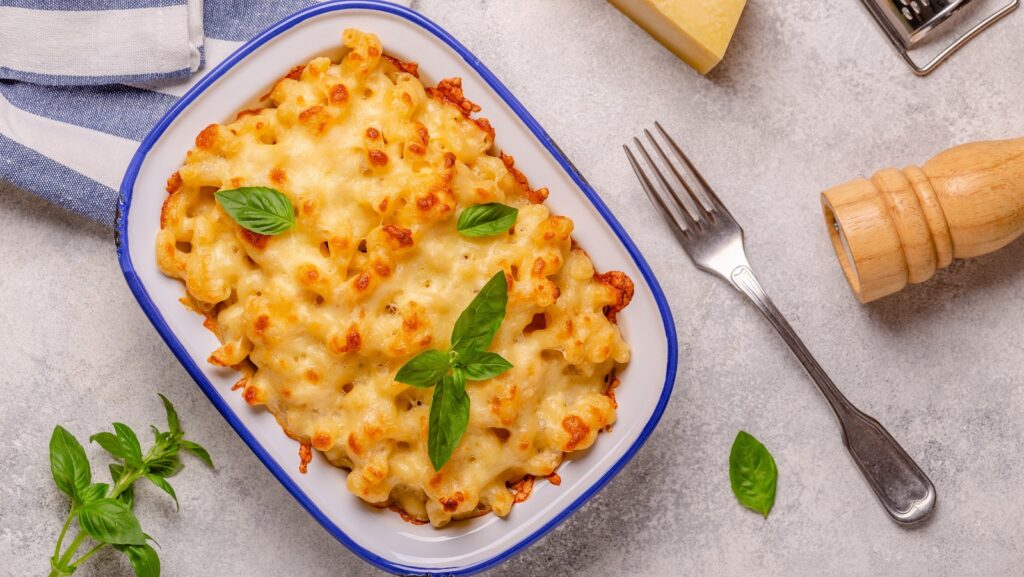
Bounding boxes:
[78,483,110,505]
[115,544,161,577]
[215,186,295,235]
[158,394,180,434]
[49,425,91,501]
[456,202,519,237]
[729,430,777,518]
[46,395,214,577]
[146,454,184,478]
[113,423,143,467]
[77,498,147,545]
[393,270,514,471]
[90,432,126,459]
[145,474,179,510]
[108,464,135,508]
[180,440,214,469]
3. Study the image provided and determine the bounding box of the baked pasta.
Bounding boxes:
[156,29,633,527]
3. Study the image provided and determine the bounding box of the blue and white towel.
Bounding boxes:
[0,0,410,227]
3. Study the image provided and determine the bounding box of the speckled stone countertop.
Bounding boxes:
[3,1,1024,575]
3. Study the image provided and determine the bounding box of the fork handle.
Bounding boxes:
[729,264,937,524]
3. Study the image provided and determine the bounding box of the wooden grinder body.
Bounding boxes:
[821,138,1024,303]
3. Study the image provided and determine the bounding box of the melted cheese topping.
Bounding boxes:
[157,29,632,527]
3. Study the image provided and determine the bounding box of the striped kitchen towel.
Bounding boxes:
[0,0,411,227]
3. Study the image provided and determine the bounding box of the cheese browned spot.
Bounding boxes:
[240,229,269,250]
[330,84,349,103]
[298,442,313,474]
[195,124,218,149]
[595,271,635,322]
[155,28,631,528]
[166,171,183,194]
[562,415,590,451]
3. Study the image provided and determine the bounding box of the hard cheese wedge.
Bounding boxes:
[609,0,747,74]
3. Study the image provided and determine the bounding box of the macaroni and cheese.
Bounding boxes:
[157,29,632,527]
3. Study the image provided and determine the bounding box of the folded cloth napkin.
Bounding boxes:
[0,0,411,227]
[0,0,205,86]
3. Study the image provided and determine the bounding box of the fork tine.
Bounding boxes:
[643,128,713,223]
[623,145,691,239]
[631,137,702,232]
[654,121,733,218]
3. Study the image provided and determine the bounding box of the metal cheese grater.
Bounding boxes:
[860,0,1019,75]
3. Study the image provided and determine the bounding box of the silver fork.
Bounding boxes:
[625,123,936,525]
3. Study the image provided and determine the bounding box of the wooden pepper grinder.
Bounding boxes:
[821,138,1024,303]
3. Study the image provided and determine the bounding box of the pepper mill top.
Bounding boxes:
[821,138,1024,303]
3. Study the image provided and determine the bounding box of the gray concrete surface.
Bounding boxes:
[3,1,1024,575]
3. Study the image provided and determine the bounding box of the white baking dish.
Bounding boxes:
[116,2,678,574]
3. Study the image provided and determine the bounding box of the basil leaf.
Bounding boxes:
[77,498,147,545]
[50,425,91,500]
[729,431,778,518]
[150,426,168,444]
[90,432,126,459]
[181,440,214,468]
[450,271,508,355]
[109,464,135,508]
[456,203,518,237]
[395,350,450,388]
[145,474,178,511]
[109,463,124,483]
[114,544,160,577]
[458,351,513,381]
[157,394,180,434]
[113,423,143,468]
[146,455,183,478]
[120,485,135,509]
[79,482,109,504]
[215,187,295,235]
[427,371,470,471]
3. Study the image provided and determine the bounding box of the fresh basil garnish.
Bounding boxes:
[450,271,509,356]
[729,430,777,518]
[393,271,514,470]
[427,370,471,471]
[215,186,295,235]
[395,349,451,388]
[458,350,514,381]
[456,203,518,237]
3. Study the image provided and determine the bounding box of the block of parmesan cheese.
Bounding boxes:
[609,0,747,74]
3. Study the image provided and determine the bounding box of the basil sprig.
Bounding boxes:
[215,186,295,235]
[395,271,513,470]
[46,395,213,577]
[428,369,470,470]
[456,203,518,237]
[729,431,777,518]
